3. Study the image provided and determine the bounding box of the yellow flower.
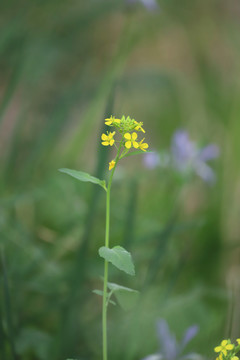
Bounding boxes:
[216,353,223,360]
[231,357,239,360]
[101,131,115,146]
[105,116,121,126]
[124,132,139,149]
[214,340,234,355]
[134,120,145,133]
[109,160,115,171]
[138,138,149,151]
[237,339,240,345]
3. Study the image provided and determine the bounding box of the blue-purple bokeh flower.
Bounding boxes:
[142,319,201,360]
[126,0,160,12]
[143,129,219,184]
[171,130,219,184]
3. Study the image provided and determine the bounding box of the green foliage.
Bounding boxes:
[92,289,116,305]
[16,328,52,360]
[120,150,152,159]
[107,282,139,311]
[59,168,107,191]
[98,246,135,276]
[93,284,139,310]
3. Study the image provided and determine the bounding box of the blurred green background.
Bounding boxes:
[1,0,240,359]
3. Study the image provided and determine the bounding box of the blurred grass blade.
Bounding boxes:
[122,179,138,249]
[0,305,6,360]
[1,247,17,360]
[0,57,23,125]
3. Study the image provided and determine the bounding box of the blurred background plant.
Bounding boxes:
[142,319,201,360]
[0,0,240,359]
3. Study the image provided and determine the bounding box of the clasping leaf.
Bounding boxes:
[98,246,135,276]
[107,282,139,311]
[92,289,116,305]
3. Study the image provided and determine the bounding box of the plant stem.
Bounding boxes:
[102,139,123,360]
[102,185,110,360]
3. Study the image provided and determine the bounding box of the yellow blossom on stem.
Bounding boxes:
[134,120,145,133]
[124,132,139,149]
[138,138,149,151]
[214,340,234,356]
[101,132,115,146]
[105,116,121,126]
[109,160,115,171]
[216,353,223,360]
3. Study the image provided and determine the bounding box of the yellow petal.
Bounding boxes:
[132,132,138,141]
[237,339,240,344]
[114,119,121,124]
[125,141,132,149]
[124,133,131,140]
[109,160,115,170]
[226,344,234,350]
[102,141,109,146]
[133,141,139,149]
[109,139,115,146]
[221,340,228,347]
[214,346,222,353]
[101,133,108,140]
[105,116,113,125]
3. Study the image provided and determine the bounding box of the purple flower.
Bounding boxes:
[139,0,159,11]
[171,131,197,172]
[126,0,160,12]
[142,319,201,360]
[171,130,219,184]
[143,152,161,169]
[143,151,170,170]
[142,130,219,184]
[198,144,219,161]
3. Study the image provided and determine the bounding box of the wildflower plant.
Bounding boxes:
[214,339,240,360]
[142,319,202,360]
[59,115,148,360]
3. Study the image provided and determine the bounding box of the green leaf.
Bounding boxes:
[107,282,139,311]
[92,289,116,305]
[122,150,153,158]
[92,289,104,296]
[59,168,107,191]
[98,246,135,276]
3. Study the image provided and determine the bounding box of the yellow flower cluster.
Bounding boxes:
[101,131,115,146]
[214,339,240,360]
[101,115,149,170]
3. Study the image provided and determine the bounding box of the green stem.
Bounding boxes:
[102,138,123,360]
